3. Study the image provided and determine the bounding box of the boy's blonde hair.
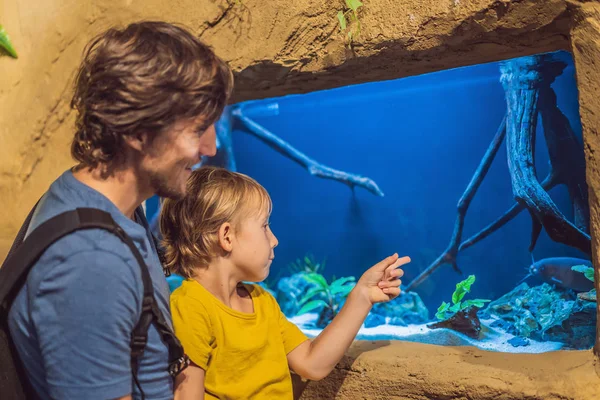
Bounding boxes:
[160,166,272,279]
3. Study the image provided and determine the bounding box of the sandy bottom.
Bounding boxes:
[290,313,565,354]
[293,313,599,399]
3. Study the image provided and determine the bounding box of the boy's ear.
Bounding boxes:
[218,222,233,252]
[123,132,149,152]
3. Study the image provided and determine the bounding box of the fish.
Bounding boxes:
[517,256,594,292]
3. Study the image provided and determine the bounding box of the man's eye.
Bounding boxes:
[195,125,209,135]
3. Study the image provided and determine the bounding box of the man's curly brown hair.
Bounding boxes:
[70,21,234,168]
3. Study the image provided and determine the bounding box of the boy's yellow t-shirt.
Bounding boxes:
[170,279,309,399]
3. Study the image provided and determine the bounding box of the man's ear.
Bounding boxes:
[123,132,149,152]
[217,222,234,253]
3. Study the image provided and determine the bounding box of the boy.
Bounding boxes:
[160,166,410,399]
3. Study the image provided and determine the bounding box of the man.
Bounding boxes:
[8,21,233,399]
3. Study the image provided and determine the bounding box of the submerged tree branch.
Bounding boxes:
[538,84,589,233]
[459,173,558,252]
[501,55,591,255]
[405,117,507,292]
[233,107,384,196]
[406,54,591,292]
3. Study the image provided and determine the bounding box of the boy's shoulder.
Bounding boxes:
[170,279,215,315]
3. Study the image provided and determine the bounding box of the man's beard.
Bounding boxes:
[149,169,186,201]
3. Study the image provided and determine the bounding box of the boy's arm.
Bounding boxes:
[286,287,372,381]
[287,254,408,381]
[174,363,205,400]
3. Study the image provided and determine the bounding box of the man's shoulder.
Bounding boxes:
[24,196,144,292]
[28,173,146,267]
[31,203,138,265]
[27,229,141,295]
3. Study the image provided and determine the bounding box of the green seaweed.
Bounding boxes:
[0,25,18,59]
[435,275,490,320]
[288,253,326,275]
[571,264,594,282]
[296,272,355,324]
[571,264,596,301]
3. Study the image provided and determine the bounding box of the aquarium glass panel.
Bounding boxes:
[151,50,594,353]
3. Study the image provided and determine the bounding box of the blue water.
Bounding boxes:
[149,50,587,314]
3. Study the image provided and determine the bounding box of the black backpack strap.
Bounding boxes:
[2,198,42,268]
[125,215,189,395]
[1,207,189,400]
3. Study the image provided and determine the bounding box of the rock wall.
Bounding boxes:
[0,0,572,260]
[568,0,600,355]
[294,341,600,400]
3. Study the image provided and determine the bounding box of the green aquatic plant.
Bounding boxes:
[571,264,594,282]
[336,0,363,43]
[288,253,326,275]
[571,264,596,300]
[296,272,356,326]
[0,25,18,58]
[435,275,490,320]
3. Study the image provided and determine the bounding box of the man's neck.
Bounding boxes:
[72,164,151,219]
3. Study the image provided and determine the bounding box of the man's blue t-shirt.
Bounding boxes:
[8,169,174,399]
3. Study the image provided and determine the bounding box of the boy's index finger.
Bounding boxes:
[397,256,411,265]
[387,256,410,270]
[384,257,410,279]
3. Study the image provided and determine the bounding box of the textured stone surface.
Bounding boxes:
[482,283,596,349]
[215,0,572,102]
[294,340,600,400]
[568,0,600,355]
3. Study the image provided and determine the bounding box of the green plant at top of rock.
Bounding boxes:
[0,25,18,59]
[288,253,325,275]
[336,0,363,43]
[435,275,490,320]
[296,272,355,321]
[571,264,596,300]
[571,264,594,282]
